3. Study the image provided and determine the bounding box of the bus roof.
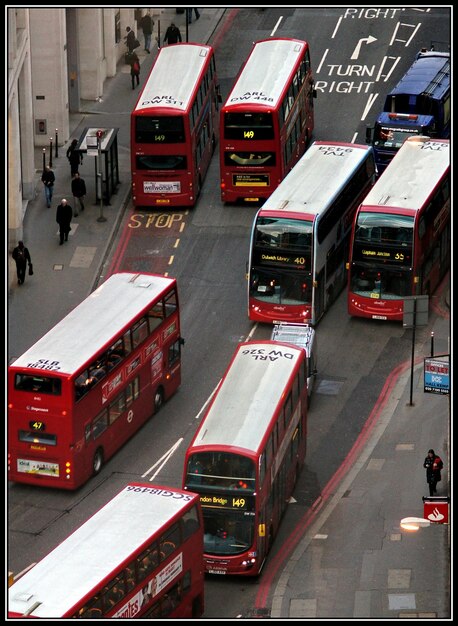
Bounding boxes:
[224,38,308,109]
[8,484,198,618]
[360,137,449,212]
[389,51,450,100]
[134,43,213,113]
[10,272,176,376]
[258,142,373,217]
[189,341,304,454]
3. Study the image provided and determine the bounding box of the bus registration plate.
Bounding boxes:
[372,315,387,320]
[208,569,227,575]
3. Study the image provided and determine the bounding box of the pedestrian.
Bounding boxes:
[163,22,182,46]
[124,26,137,53]
[12,241,32,285]
[71,172,87,216]
[41,164,55,208]
[56,198,73,245]
[130,51,141,89]
[186,8,200,24]
[139,11,154,53]
[423,449,443,496]
[66,139,83,177]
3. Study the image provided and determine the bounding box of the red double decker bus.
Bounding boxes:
[347,137,450,321]
[8,272,183,489]
[131,43,221,208]
[248,141,376,325]
[8,483,204,618]
[220,37,316,204]
[182,340,308,576]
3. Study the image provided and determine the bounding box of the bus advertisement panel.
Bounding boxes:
[248,142,376,325]
[220,38,316,204]
[182,340,308,576]
[131,43,220,208]
[347,137,450,321]
[8,484,204,619]
[8,272,183,489]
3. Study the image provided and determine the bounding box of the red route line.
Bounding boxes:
[255,357,414,609]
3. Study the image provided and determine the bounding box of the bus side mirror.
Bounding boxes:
[365,126,373,144]
[180,337,185,346]
[345,262,350,270]
[312,88,317,99]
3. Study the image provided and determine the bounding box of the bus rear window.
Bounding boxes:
[224,112,274,140]
[135,155,187,170]
[135,116,185,143]
[15,374,62,395]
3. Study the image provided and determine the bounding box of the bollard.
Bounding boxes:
[49,138,53,167]
[55,129,59,158]
[42,148,46,172]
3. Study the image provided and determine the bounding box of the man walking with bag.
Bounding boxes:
[423,449,444,496]
[12,241,32,285]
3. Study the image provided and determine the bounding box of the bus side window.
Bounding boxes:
[123,330,132,356]
[92,410,108,439]
[160,523,180,560]
[182,506,200,539]
[164,291,178,317]
[131,318,149,349]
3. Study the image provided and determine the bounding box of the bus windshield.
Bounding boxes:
[185,452,255,492]
[202,501,255,556]
[354,212,414,244]
[250,268,312,306]
[255,216,313,251]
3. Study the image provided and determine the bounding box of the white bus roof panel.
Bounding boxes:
[259,142,373,217]
[361,137,449,211]
[191,341,304,453]
[225,38,307,109]
[135,44,212,112]
[11,272,175,375]
[8,484,196,617]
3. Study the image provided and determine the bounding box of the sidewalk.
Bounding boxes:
[268,286,451,619]
[7,8,226,362]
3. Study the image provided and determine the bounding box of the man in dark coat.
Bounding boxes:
[139,12,154,53]
[423,449,444,496]
[12,241,32,285]
[66,139,83,177]
[56,198,73,245]
[71,172,87,216]
[163,22,182,45]
[125,26,137,52]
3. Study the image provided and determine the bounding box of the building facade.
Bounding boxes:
[7,7,156,248]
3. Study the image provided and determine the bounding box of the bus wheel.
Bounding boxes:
[92,448,104,476]
[153,387,164,414]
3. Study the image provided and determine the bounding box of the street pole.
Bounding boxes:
[96,133,106,222]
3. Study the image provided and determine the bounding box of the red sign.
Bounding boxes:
[423,497,449,524]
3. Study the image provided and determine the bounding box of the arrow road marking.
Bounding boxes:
[351,35,377,60]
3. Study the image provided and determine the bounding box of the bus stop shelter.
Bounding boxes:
[76,128,121,205]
